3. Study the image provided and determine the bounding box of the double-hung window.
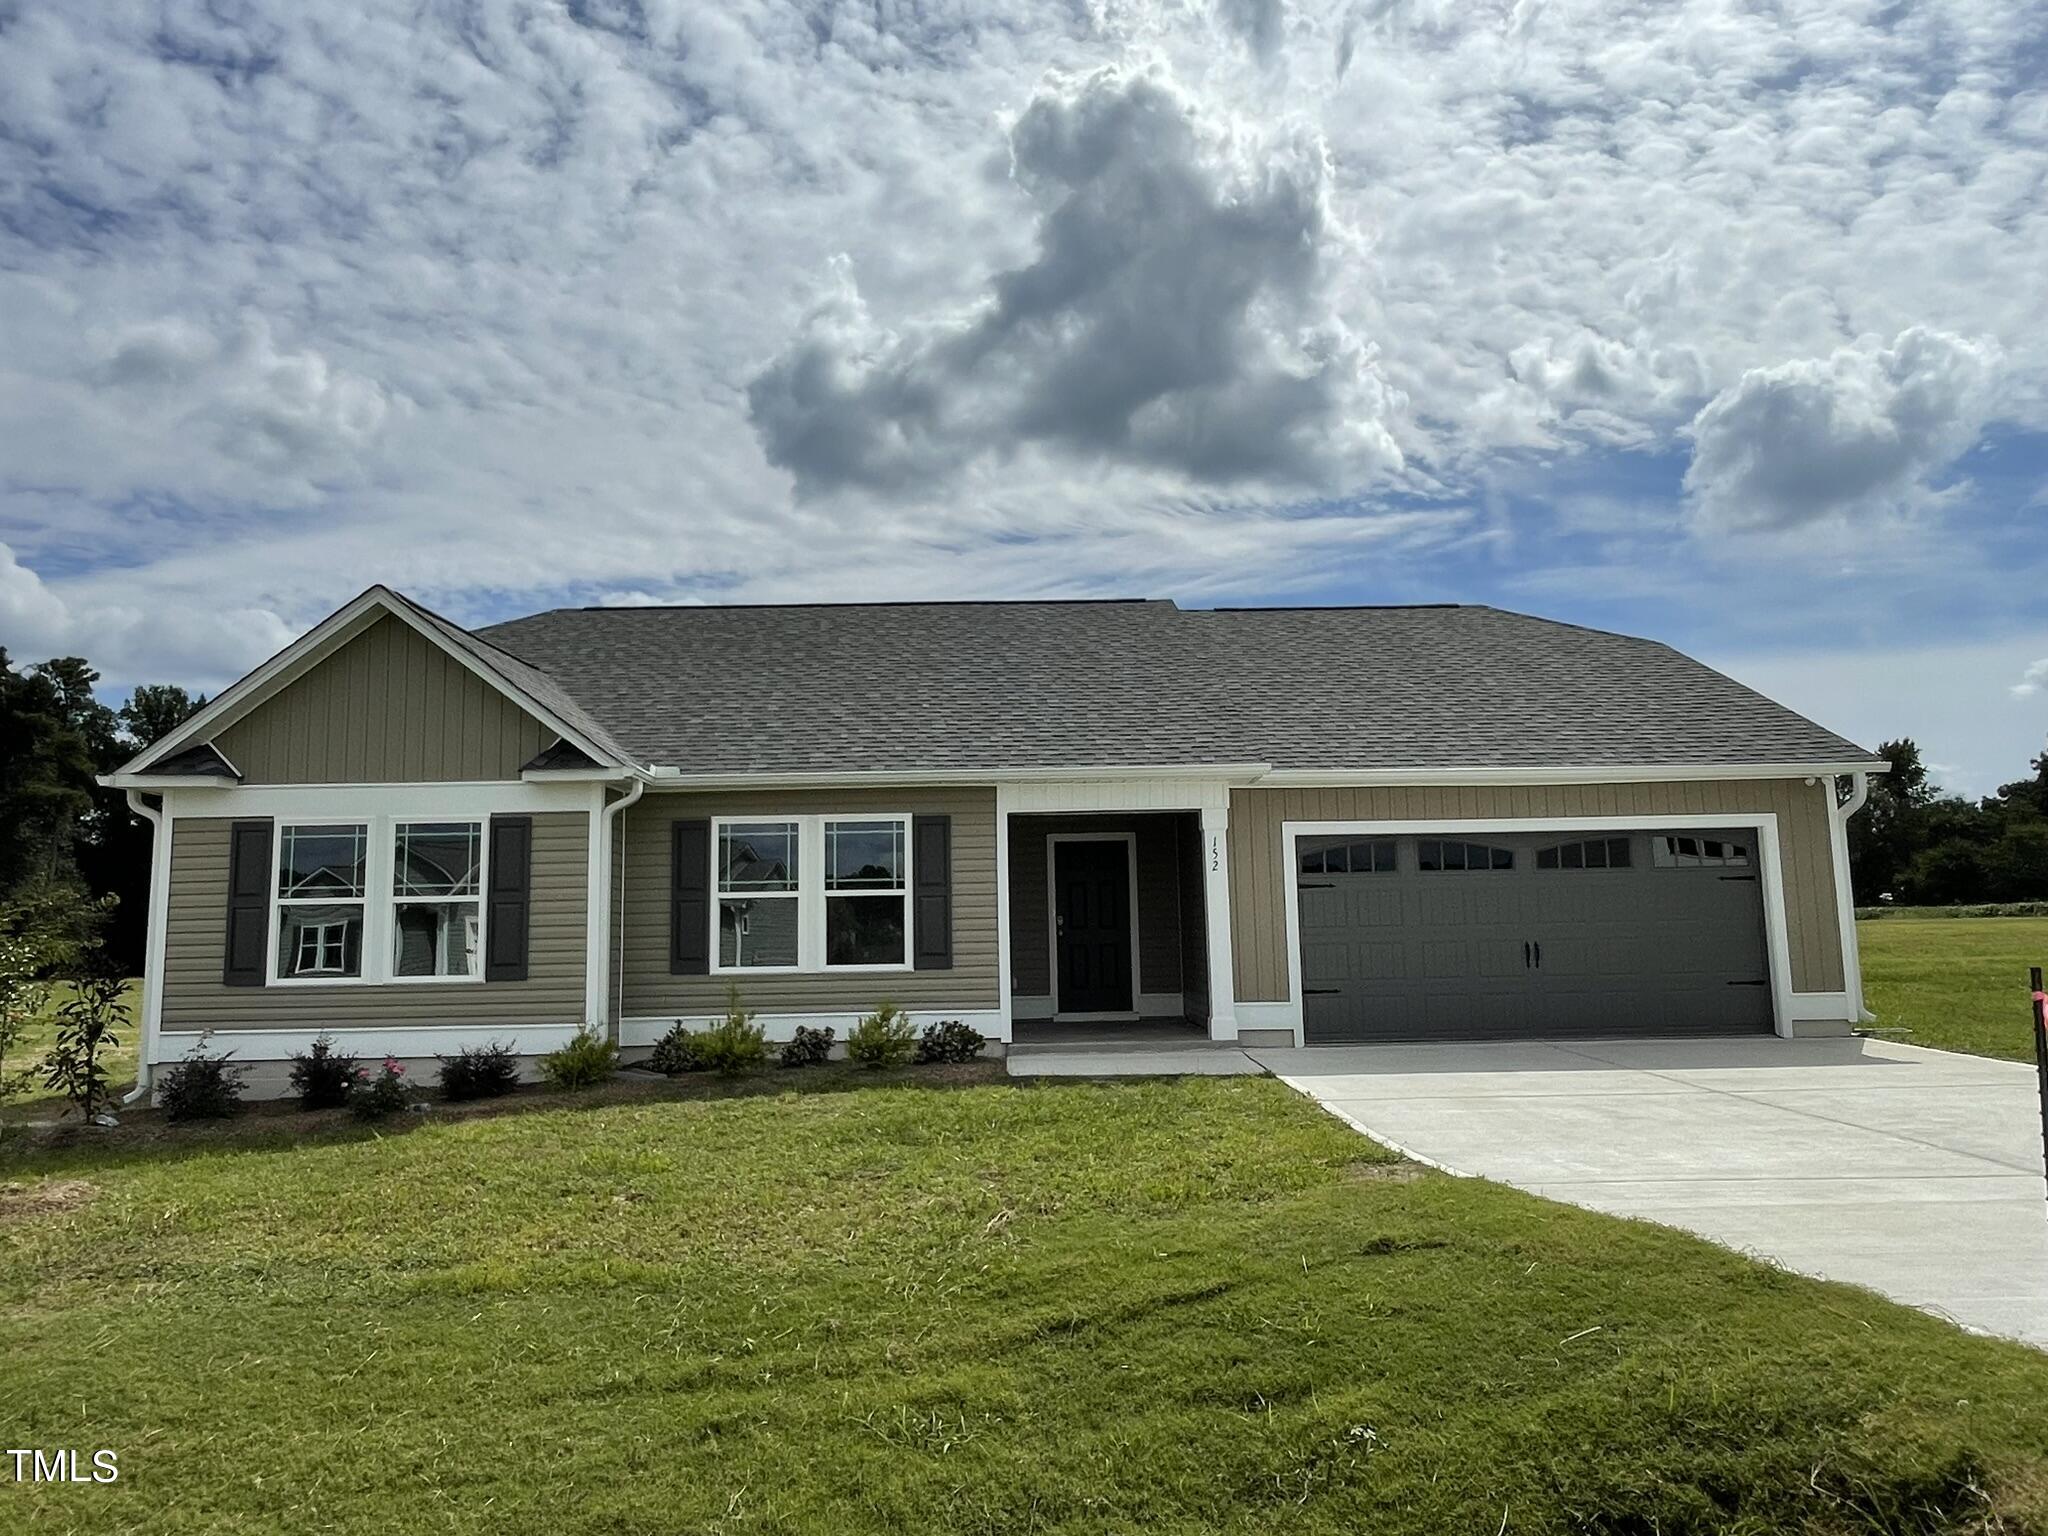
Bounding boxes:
[391,821,483,978]
[718,821,801,969]
[712,814,912,973]
[275,823,369,980]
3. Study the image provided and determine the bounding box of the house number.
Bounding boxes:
[1210,834,1221,872]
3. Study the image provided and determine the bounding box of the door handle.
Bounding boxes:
[1523,941,1531,969]
[1532,941,1542,969]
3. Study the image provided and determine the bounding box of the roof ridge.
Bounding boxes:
[534,597,1173,614]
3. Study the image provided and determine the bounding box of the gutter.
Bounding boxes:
[121,790,164,1106]
[1833,770,1875,1023]
[598,777,645,1036]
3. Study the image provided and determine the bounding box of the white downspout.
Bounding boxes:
[599,778,645,1040]
[123,790,168,1105]
[1833,771,1873,1023]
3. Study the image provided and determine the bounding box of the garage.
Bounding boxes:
[1295,827,1774,1043]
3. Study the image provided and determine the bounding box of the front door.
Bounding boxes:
[1054,839,1133,1015]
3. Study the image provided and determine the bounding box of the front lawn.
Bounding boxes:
[4,1075,2047,1533]
[1859,915,2048,1062]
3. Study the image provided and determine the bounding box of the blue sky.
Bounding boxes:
[2,0,2045,795]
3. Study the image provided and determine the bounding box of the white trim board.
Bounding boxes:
[154,1022,587,1063]
[1277,813,1802,1046]
[1046,831,1142,1021]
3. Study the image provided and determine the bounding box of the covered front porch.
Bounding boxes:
[997,781,1243,1043]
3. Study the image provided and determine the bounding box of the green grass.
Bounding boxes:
[4,1075,2047,1534]
[1859,915,2048,1062]
[1,979,142,1123]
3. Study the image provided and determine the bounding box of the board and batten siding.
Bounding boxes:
[215,614,553,784]
[159,813,588,1031]
[1227,778,1846,1003]
[616,787,999,1017]
[1008,813,1188,999]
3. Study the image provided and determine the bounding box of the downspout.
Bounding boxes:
[122,790,165,1106]
[1834,771,1873,1023]
[600,778,645,1040]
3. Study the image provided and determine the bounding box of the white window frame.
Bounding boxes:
[268,813,490,987]
[709,813,914,977]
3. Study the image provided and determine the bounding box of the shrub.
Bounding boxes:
[542,1028,619,1089]
[351,1058,411,1121]
[157,1035,247,1121]
[647,1022,705,1076]
[697,985,766,1076]
[288,1034,360,1109]
[43,971,129,1121]
[846,1002,916,1069]
[779,1024,835,1068]
[914,1019,986,1064]
[438,1040,520,1101]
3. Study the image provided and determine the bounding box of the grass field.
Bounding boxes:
[5,1074,2048,1534]
[1859,915,2048,1062]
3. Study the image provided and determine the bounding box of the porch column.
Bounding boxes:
[1199,802,1239,1040]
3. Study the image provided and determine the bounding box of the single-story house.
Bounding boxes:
[102,586,1886,1097]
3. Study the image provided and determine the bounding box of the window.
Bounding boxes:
[718,821,800,968]
[275,823,368,979]
[1653,835,1750,868]
[1416,839,1513,872]
[391,821,482,978]
[825,818,908,967]
[711,814,914,973]
[1536,837,1632,871]
[1299,838,1397,875]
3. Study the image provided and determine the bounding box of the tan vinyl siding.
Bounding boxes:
[1228,779,1845,1002]
[160,813,588,1031]
[216,614,553,784]
[618,787,998,1017]
[1008,814,1188,998]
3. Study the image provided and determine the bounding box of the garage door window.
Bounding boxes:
[1299,838,1397,875]
[1653,835,1749,868]
[1536,837,1631,870]
[1417,840,1513,872]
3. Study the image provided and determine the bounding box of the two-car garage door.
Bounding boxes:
[1295,828,1773,1043]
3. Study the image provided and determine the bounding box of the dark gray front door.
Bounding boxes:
[1297,829,1773,1043]
[1055,840,1133,1015]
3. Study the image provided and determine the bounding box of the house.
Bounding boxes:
[101,586,1886,1097]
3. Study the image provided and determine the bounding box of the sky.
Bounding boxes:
[1,0,2045,796]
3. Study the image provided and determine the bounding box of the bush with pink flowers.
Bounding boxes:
[350,1058,412,1121]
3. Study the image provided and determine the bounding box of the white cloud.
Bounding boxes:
[747,62,1404,496]
[1682,329,2000,532]
[2012,658,2048,698]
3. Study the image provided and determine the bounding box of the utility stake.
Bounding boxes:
[2032,965,2048,1219]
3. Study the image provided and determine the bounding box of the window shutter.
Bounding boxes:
[670,819,711,975]
[485,815,533,983]
[222,819,273,987]
[912,814,953,971]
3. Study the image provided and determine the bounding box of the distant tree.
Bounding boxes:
[0,649,101,896]
[120,684,206,750]
[1989,741,2048,823]
[1848,738,1937,900]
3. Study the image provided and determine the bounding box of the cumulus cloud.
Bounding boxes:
[2012,659,2048,699]
[1682,329,2000,532]
[747,63,1403,497]
[1216,0,1286,59]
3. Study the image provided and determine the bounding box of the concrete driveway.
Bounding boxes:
[1247,1036,2048,1349]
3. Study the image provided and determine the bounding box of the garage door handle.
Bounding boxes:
[1719,875,1758,882]
[1299,881,1335,890]
[1303,987,1342,996]
[1726,978,1768,987]
[1523,941,1531,969]
[1533,941,1541,969]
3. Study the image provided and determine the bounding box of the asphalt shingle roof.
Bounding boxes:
[473,600,1879,776]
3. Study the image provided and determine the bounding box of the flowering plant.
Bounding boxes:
[350,1056,413,1121]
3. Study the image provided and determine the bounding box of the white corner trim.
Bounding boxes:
[154,1021,589,1064]
[1277,813,1799,1042]
[619,1008,1006,1048]
[1231,1000,1299,1038]
[995,785,1015,1032]
[1782,991,1856,1023]
[122,791,172,1103]
[1199,803,1238,1040]
[1828,772,1873,1022]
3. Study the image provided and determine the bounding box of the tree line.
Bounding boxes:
[1848,738,2048,906]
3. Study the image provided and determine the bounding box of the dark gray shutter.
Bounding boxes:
[484,815,532,982]
[222,819,273,987]
[670,819,711,975]
[912,814,953,971]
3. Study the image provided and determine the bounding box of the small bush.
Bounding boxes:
[846,1002,916,1069]
[158,1035,247,1121]
[44,971,128,1121]
[288,1034,360,1109]
[697,986,766,1076]
[438,1040,520,1101]
[647,1022,705,1076]
[352,1058,411,1120]
[914,1019,986,1064]
[779,1024,835,1069]
[542,1028,618,1089]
